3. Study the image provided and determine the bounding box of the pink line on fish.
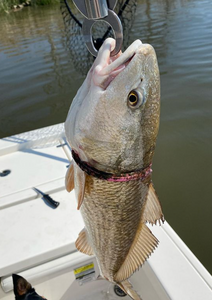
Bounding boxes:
[72,150,152,182]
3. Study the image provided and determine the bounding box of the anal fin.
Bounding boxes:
[142,183,164,225]
[118,280,142,300]
[75,228,94,256]
[114,223,158,282]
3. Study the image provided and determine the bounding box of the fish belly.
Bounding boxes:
[80,176,149,282]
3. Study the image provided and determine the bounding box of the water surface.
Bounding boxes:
[0,0,212,274]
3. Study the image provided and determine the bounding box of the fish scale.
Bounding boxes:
[81,176,149,282]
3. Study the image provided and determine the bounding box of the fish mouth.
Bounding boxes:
[102,54,135,88]
[93,39,142,89]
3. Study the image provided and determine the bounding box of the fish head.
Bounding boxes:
[65,38,160,173]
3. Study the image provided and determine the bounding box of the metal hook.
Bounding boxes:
[72,0,117,19]
[72,0,123,57]
[82,9,123,57]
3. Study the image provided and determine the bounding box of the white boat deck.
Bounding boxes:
[0,124,211,300]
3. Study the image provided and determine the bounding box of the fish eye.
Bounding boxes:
[128,91,139,107]
[127,90,145,108]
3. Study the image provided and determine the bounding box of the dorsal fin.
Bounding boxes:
[142,183,164,225]
[114,222,158,282]
[65,162,74,192]
[75,228,94,256]
[74,163,86,210]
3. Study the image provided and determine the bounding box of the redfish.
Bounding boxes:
[65,38,164,300]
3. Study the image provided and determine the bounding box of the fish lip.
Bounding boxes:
[100,40,142,76]
[110,53,135,76]
[93,39,142,89]
[102,53,135,77]
[97,53,136,89]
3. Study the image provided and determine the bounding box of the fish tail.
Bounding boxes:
[118,280,143,300]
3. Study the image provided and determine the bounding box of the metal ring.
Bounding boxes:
[82,9,123,57]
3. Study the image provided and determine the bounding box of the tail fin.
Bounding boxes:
[118,280,142,300]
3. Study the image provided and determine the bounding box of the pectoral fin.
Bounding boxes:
[65,162,74,192]
[75,228,94,255]
[118,280,142,300]
[74,163,86,210]
[114,223,158,282]
[142,183,164,225]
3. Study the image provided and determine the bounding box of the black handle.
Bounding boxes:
[42,194,60,209]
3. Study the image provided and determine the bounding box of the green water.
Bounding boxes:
[0,0,212,274]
